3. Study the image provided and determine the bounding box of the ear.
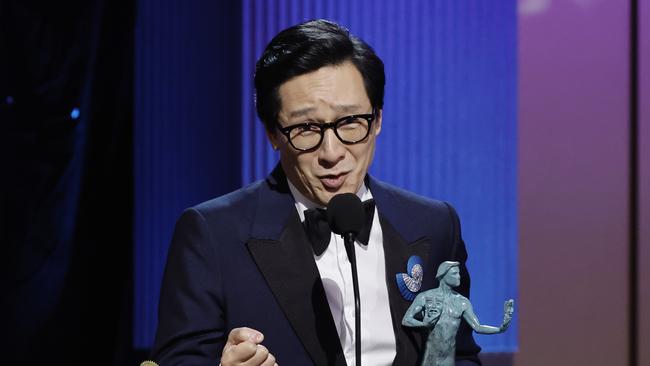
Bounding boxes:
[374,108,382,136]
[266,128,280,150]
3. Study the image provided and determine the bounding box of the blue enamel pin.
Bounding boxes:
[395,255,424,301]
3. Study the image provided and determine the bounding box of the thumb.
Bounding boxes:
[226,327,264,346]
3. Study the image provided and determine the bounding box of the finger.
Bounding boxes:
[241,344,270,366]
[227,327,264,346]
[221,341,258,365]
[260,351,277,366]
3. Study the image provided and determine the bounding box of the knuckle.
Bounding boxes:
[226,341,256,361]
[243,341,258,353]
[257,345,269,356]
[220,352,234,364]
[228,327,241,340]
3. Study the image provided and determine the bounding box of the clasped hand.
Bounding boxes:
[220,327,278,366]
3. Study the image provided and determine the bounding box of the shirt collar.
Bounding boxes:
[287,179,373,222]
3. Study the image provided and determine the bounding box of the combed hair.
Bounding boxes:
[254,19,385,131]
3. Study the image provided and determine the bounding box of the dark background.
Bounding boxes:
[2,0,134,364]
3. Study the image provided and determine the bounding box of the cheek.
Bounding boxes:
[361,137,378,162]
[351,144,375,174]
[280,149,307,180]
[295,153,320,182]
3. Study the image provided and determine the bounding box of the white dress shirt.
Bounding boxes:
[288,182,396,366]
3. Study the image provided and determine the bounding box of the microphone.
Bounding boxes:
[327,193,365,248]
[327,193,364,366]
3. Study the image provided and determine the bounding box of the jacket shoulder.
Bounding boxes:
[193,180,261,212]
[182,179,264,238]
[371,178,452,216]
[369,177,460,243]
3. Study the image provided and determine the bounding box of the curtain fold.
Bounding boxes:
[1,1,135,364]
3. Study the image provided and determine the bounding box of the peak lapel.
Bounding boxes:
[369,176,433,365]
[380,215,430,365]
[246,166,346,366]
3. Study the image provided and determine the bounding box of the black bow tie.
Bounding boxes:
[303,199,376,256]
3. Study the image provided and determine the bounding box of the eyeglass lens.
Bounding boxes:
[289,116,370,150]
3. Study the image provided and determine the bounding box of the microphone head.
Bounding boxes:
[326,193,365,236]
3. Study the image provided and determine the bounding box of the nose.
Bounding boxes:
[318,129,346,167]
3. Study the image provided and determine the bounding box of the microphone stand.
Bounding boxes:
[343,232,361,366]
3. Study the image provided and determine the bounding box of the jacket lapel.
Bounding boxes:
[246,169,434,365]
[246,166,346,366]
[369,176,432,365]
[380,216,429,365]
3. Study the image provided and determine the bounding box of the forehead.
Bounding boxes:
[277,61,370,118]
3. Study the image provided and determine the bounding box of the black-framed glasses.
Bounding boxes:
[276,110,376,151]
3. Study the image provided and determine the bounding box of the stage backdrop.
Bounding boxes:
[135,0,517,353]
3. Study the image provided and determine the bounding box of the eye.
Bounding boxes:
[291,123,320,137]
[338,117,363,129]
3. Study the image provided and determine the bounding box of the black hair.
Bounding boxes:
[254,19,385,132]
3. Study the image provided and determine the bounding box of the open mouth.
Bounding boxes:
[319,172,349,191]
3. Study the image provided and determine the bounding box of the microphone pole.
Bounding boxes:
[343,232,361,366]
[327,193,365,366]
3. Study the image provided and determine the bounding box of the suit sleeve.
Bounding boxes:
[150,208,226,365]
[445,202,483,366]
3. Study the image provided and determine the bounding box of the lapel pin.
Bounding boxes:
[395,255,424,301]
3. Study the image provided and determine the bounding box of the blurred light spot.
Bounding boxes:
[5,96,14,105]
[70,108,80,120]
[518,0,551,16]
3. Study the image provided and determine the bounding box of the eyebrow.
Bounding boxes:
[333,104,363,114]
[287,104,364,119]
[287,107,316,119]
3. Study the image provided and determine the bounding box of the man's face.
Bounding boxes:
[268,61,382,206]
[443,267,461,288]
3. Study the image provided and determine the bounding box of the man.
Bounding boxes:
[151,19,481,365]
[403,262,514,366]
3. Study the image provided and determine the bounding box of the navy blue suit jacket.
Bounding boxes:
[151,166,481,365]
